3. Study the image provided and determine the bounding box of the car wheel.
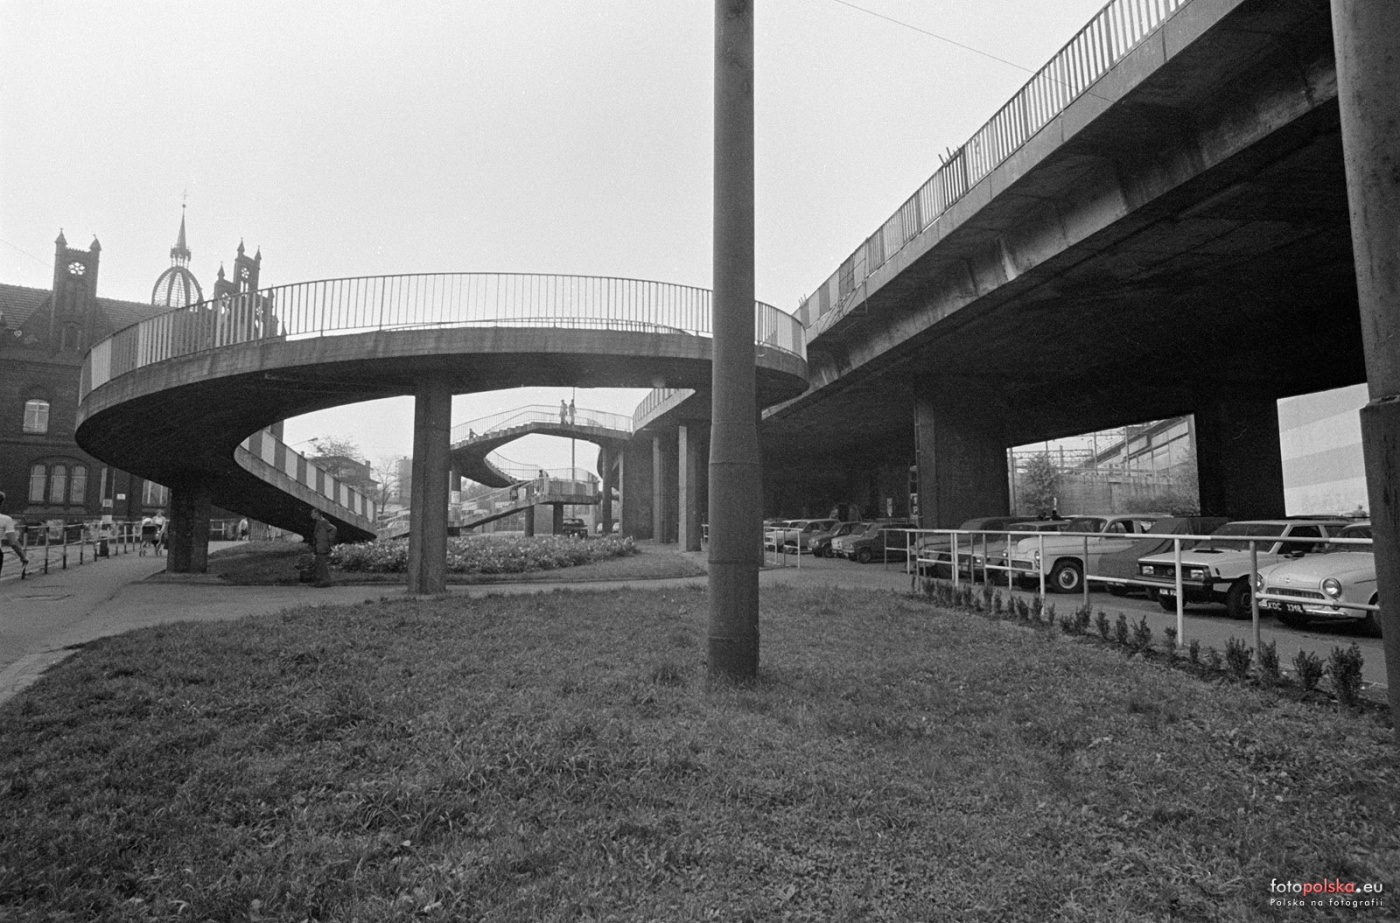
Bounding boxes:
[1049,560,1082,593]
[1107,585,1129,597]
[1224,579,1252,620]
[1157,591,1177,612]
[856,547,873,564]
[1364,595,1383,637]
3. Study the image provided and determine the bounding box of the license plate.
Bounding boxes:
[1282,603,1304,614]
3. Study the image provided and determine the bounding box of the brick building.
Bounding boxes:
[0,218,261,530]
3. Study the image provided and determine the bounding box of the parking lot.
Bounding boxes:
[757,543,1389,692]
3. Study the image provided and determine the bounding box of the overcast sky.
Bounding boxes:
[2,0,1109,475]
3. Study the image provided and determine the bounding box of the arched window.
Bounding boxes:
[69,465,87,505]
[49,465,68,505]
[23,399,49,434]
[29,464,46,503]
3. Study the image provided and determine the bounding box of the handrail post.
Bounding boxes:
[1037,532,1046,599]
[1249,540,1261,658]
[1174,537,1185,649]
[1082,532,1090,609]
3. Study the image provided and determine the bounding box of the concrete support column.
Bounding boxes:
[913,377,1010,528]
[552,503,564,535]
[523,506,536,537]
[708,0,760,680]
[1332,0,1400,739]
[1193,399,1285,519]
[653,434,676,543]
[599,446,616,535]
[167,480,212,574]
[407,378,452,595]
[621,440,654,538]
[679,424,706,551]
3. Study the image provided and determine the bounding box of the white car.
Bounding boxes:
[1136,518,1349,620]
[1007,514,1165,593]
[1255,522,1380,634]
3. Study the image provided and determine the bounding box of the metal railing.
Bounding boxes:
[903,526,1376,655]
[451,404,634,445]
[798,0,1188,332]
[632,388,696,431]
[83,273,805,398]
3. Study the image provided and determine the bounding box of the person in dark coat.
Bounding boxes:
[310,509,337,588]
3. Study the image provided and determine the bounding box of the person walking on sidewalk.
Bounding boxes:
[152,512,168,556]
[310,509,337,588]
[139,515,158,555]
[0,492,30,579]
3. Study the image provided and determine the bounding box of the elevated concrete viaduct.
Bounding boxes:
[748,0,1364,527]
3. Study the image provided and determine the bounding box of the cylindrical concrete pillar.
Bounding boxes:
[1332,0,1400,739]
[167,480,212,574]
[407,378,452,595]
[652,434,669,543]
[680,424,704,552]
[599,446,616,535]
[708,0,760,680]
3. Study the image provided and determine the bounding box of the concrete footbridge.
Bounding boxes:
[76,272,807,573]
[448,404,633,532]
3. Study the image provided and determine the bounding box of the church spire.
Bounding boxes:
[170,204,191,267]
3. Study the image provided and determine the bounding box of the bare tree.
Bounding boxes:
[1020,452,1061,518]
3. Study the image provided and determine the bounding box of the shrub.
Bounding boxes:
[1188,639,1201,665]
[1131,617,1153,654]
[1258,640,1281,687]
[1223,638,1252,681]
[1095,611,1111,641]
[1205,647,1223,674]
[331,534,639,575]
[1113,614,1130,647]
[1163,627,1178,662]
[1327,644,1365,707]
[1293,650,1324,692]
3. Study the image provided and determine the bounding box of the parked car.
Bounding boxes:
[561,518,589,539]
[762,520,796,551]
[774,518,840,554]
[1008,514,1167,592]
[966,519,1075,583]
[1136,518,1350,619]
[840,520,916,564]
[1255,522,1380,634]
[1092,516,1230,595]
[911,516,1028,578]
[829,522,876,560]
[808,521,864,558]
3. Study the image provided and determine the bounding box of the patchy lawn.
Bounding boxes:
[0,585,1394,921]
[205,538,704,586]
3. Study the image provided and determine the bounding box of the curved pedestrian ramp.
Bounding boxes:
[451,405,633,489]
[76,272,806,570]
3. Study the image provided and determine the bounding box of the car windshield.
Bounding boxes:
[1323,524,1373,551]
[1062,517,1106,533]
[1191,522,1285,551]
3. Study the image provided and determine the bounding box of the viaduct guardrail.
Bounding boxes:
[798,0,1189,331]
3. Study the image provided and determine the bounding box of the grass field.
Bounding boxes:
[0,585,1394,921]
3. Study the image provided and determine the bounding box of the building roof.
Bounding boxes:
[0,281,173,340]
